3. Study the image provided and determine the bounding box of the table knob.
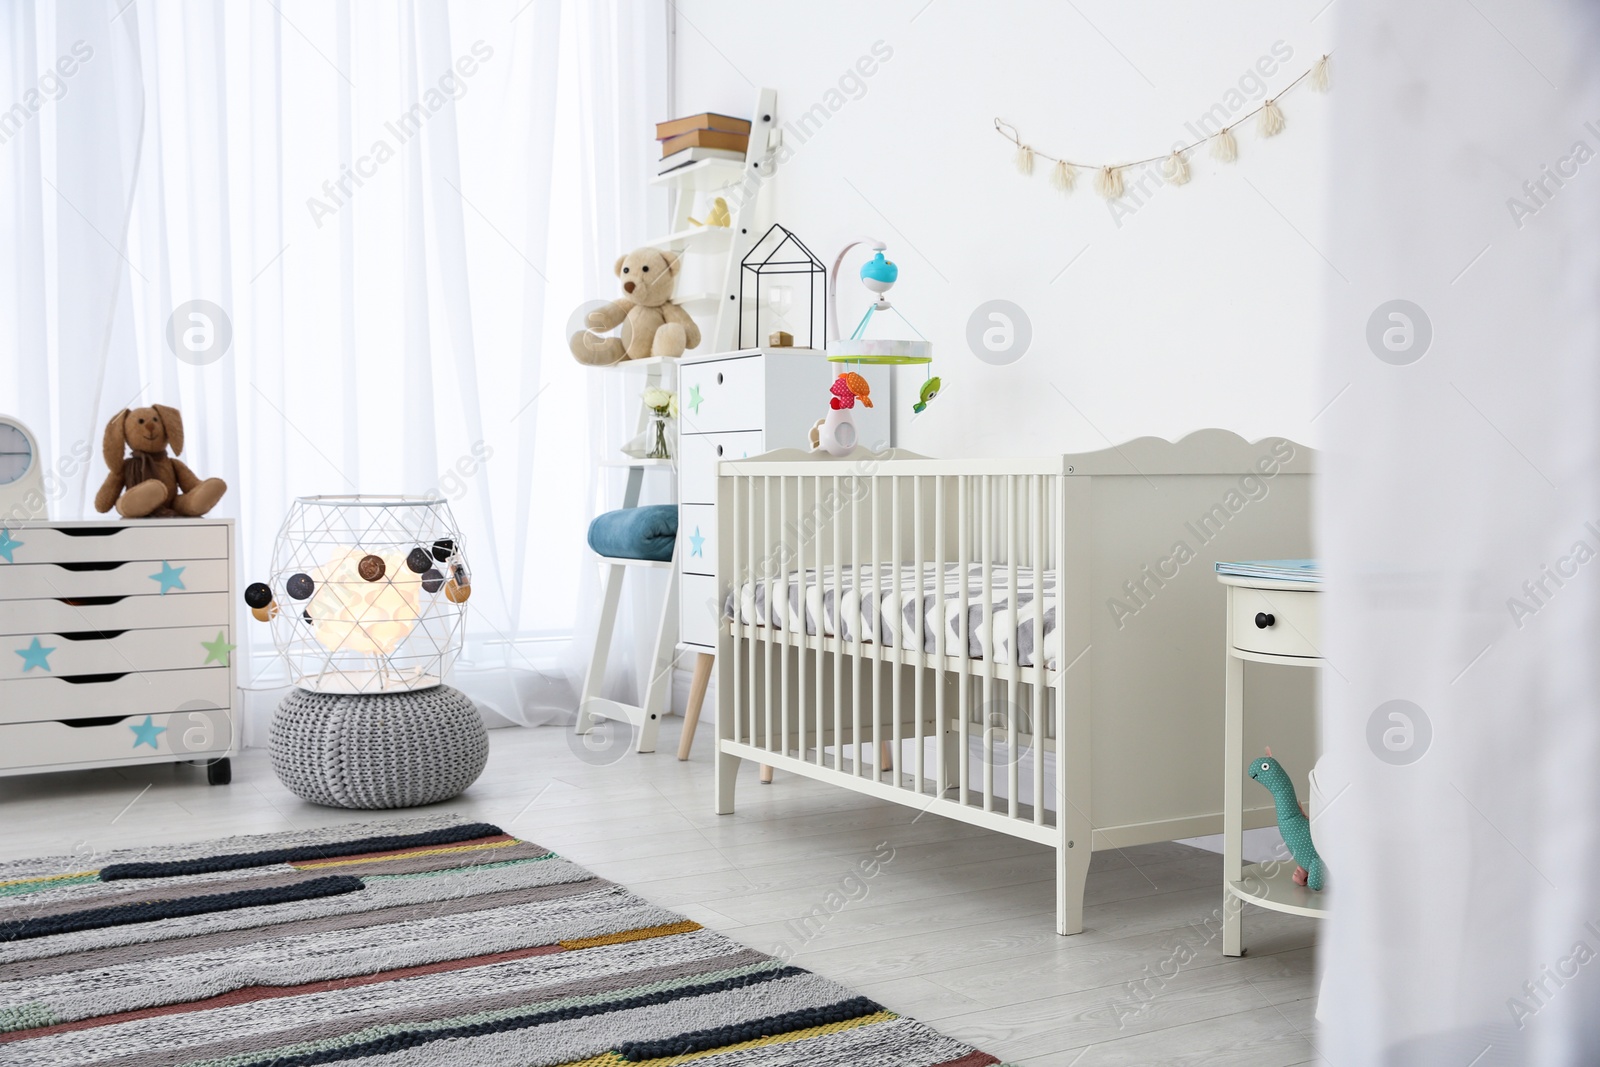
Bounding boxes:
[1255,612,1275,629]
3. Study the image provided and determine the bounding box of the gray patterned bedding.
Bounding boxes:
[724,563,1059,669]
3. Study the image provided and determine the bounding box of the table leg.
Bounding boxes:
[1223,648,1245,957]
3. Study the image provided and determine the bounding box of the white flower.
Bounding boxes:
[642,386,676,415]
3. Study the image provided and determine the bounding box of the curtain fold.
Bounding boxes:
[0,0,669,741]
[1321,1,1600,1061]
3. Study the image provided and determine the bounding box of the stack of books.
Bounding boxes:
[656,112,751,175]
[1213,559,1322,582]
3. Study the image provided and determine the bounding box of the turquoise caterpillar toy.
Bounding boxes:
[1247,749,1325,891]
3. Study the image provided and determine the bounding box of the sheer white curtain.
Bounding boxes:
[0,0,669,741]
[1321,1,1600,1062]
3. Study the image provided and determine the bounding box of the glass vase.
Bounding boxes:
[646,414,672,460]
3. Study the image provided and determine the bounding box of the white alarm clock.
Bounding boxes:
[0,415,48,522]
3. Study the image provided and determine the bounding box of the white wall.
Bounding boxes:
[672,0,1334,457]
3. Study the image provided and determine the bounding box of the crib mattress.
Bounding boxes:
[725,563,1059,669]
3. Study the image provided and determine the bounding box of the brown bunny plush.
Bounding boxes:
[93,405,227,518]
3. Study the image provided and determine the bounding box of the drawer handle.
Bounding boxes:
[60,672,129,685]
[58,596,126,607]
[56,631,127,642]
[57,561,124,572]
[62,715,131,728]
[715,444,724,457]
[1255,612,1275,629]
[715,372,724,385]
[57,529,122,538]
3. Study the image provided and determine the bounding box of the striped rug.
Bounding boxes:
[0,816,1008,1066]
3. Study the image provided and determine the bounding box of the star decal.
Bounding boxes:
[0,529,20,563]
[201,631,235,667]
[149,561,186,595]
[129,715,167,749]
[689,527,706,557]
[15,637,54,673]
[687,384,703,415]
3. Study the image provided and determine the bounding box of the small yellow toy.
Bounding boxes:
[689,196,731,227]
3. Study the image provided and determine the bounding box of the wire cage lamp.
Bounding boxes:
[250,495,472,695]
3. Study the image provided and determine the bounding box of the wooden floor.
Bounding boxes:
[0,722,1324,1066]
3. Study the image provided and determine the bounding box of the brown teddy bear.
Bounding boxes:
[569,247,701,365]
[93,404,227,518]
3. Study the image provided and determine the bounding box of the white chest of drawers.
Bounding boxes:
[0,518,237,784]
[676,347,893,651]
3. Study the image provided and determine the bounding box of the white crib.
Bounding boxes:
[709,430,1316,935]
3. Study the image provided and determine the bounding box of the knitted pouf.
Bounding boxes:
[269,685,488,809]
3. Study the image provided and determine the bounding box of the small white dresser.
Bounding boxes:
[676,347,892,652]
[0,518,237,784]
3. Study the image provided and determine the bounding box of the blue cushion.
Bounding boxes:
[586,505,679,562]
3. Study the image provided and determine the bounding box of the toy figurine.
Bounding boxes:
[1247,748,1326,891]
[913,376,942,414]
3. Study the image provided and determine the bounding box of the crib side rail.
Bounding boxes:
[716,451,1075,826]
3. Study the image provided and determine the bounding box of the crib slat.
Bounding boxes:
[870,476,882,784]
[1033,473,1046,825]
[1007,475,1020,819]
[732,477,742,746]
[913,476,925,796]
[780,479,790,763]
[851,475,863,777]
[958,476,970,807]
[813,475,823,767]
[758,479,771,764]
[746,477,756,750]
[891,476,903,787]
[981,476,994,813]
[833,475,843,772]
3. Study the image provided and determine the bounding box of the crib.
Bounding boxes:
[709,430,1316,935]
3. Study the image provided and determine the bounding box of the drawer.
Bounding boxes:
[0,592,230,637]
[0,558,230,600]
[681,356,764,434]
[680,572,722,649]
[0,706,233,769]
[1231,587,1321,658]
[0,626,232,681]
[681,431,762,503]
[680,503,717,577]
[1,524,227,565]
[0,666,230,724]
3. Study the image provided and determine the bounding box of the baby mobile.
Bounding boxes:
[995,54,1330,199]
[814,237,937,456]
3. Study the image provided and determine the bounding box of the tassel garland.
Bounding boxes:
[1310,54,1330,92]
[1163,150,1191,186]
[995,52,1329,199]
[1212,127,1238,162]
[1259,99,1285,138]
[1051,160,1077,192]
[1095,166,1125,199]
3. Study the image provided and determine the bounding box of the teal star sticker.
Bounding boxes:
[129,715,166,749]
[689,526,705,557]
[15,637,54,673]
[687,384,703,415]
[0,529,20,563]
[149,561,186,595]
[201,631,235,666]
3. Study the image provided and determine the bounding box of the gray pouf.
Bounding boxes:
[269,685,488,809]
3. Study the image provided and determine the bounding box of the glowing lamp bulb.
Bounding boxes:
[306,547,422,655]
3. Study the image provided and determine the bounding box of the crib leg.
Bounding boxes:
[760,764,774,784]
[879,740,894,773]
[941,727,961,797]
[716,750,741,814]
